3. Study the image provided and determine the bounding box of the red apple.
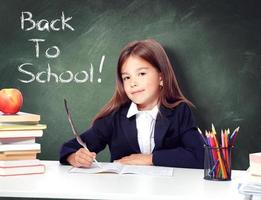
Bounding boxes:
[0,88,23,114]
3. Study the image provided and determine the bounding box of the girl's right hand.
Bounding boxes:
[67,148,96,168]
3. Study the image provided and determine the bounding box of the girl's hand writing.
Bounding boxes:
[115,153,153,165]
[67,148,96,168]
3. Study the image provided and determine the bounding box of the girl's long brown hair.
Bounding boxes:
[92,39,192,124]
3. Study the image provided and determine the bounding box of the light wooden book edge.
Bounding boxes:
[0,112,40,123]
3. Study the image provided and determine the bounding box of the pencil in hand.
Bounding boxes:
[64,99,102,168]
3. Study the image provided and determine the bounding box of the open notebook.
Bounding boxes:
[69,162,174,177]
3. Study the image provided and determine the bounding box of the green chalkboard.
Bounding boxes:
[1,0,261,170]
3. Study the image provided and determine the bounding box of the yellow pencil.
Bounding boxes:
[212,130,227,179]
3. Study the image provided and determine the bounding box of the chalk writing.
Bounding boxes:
[98,55,105,83]
[28,39,61,58]
[18,11,106,84]
[18,55,105,84]
[21,11,75,31]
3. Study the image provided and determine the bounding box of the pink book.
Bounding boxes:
[249,152,261,176]
[0,159,45,176]
[250,153,261,163]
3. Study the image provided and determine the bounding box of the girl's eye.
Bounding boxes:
[138,72,146,76]
[122,76,130,81]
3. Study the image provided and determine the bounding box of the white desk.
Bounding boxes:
[0,160,247,200]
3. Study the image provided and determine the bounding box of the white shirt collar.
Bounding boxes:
[127,102,158,120]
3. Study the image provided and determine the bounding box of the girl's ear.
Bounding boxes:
[159,74,163,86]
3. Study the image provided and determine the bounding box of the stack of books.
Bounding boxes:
[238,153,261,198]
[0,111,46,176]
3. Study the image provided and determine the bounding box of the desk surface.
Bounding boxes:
[0,160,246,200]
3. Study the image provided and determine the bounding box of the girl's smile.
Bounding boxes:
[131,89,145,95]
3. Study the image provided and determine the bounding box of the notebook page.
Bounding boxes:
[69,162,124,174]
[121,165,174,177]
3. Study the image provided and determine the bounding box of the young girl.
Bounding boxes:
[60,39,204,168]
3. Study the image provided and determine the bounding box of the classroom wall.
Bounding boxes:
[1,0,261,170]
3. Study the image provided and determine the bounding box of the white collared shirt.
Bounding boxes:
[127,102,158,154]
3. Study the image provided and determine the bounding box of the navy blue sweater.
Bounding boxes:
[60,102,204,168]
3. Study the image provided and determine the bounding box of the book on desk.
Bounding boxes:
[0,159,45,176]
[238,152,261,198]
[0,111,40,124]
[69,162,174,177]
[0,112,46,176]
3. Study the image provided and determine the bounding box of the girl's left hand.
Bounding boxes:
[115,154,153,165]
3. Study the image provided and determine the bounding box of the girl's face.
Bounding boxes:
[121,56,162,110]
